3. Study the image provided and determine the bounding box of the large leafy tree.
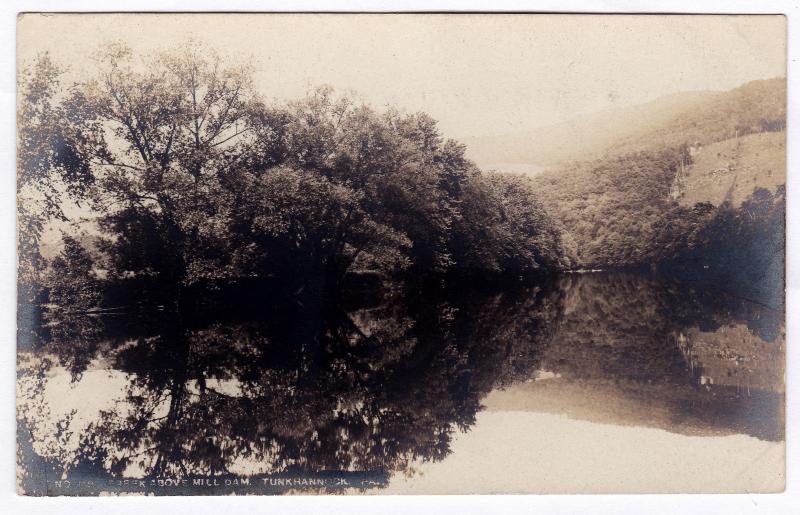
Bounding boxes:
[66,42,272,284]
[20,41,568,311]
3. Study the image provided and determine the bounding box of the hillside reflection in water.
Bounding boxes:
[17,272,784,495]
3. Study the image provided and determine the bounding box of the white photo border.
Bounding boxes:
[1,2,796,514]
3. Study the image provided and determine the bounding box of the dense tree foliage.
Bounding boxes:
[451,172,574,275]
[648,187,785,307]
[19,44,567,310]
[534,148,688,268]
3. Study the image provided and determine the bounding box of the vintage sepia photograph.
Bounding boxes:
[15,13,786,496]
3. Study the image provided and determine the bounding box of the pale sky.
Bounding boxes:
[18,13,786,144]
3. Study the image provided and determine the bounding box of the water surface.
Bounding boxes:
[17,272,785,495]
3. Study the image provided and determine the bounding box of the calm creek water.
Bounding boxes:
[17,272,785,495]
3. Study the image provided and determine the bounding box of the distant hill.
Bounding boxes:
[464,78,786,170]
[463,90,716,168]
[606,78,786,159]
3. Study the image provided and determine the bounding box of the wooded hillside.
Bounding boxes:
[531,78,786,294]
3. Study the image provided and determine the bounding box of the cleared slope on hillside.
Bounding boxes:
[674,131,786,208]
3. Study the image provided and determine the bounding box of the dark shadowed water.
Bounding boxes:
[16,271,785,495]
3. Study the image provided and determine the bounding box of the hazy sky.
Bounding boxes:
[18,13,786,144]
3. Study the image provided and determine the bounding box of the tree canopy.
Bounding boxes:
[18,43,568,309]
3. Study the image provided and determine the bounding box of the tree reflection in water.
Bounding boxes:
[18,281,562,494]
[17,272,783,495]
